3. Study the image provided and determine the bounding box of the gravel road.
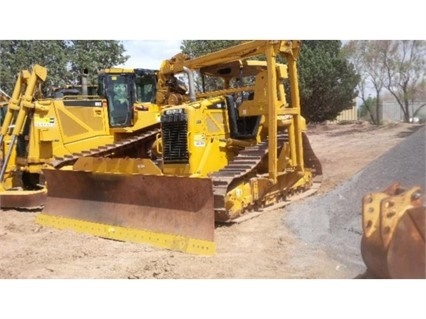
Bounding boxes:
[284,126,425,278]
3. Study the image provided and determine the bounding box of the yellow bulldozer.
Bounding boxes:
[37,40,323,255]
[0,65,164,209]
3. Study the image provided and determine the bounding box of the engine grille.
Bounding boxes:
[161,110,189,164]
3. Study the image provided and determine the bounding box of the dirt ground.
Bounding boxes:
[0,121,423,279]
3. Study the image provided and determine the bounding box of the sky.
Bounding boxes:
[2,1,425,72]
[118,40,182,69]
[112,0,425,71]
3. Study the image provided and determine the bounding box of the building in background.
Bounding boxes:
[335,104,358,122]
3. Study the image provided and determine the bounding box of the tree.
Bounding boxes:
[181,40,242,92]
[298,41,359,123]
[358,96,380,123]
[67,40,128,85]
[382,40,426,122]
[343,40,426,123]
[0,40,129,95]
[343,41,387,124]
[0,41,69,93]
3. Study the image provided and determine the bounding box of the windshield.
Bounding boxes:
[135,74,156,103]
[104,74,133,127]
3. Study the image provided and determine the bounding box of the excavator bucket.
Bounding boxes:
[37,158,216,255]
[361,183,425,279]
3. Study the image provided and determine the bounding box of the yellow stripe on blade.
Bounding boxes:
[36,213,216,255]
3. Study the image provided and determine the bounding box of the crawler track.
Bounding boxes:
[212,131,322,222]
[50,128,161,169]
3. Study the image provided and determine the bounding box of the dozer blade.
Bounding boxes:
[361,183,425,279]
[37,166,216,255]
[0,188,47,209]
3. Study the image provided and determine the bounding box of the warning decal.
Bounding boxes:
[34,116,56,128]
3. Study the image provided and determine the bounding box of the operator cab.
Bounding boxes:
[98,72,134,127]
[98,69,157,128]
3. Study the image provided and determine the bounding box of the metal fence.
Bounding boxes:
[335,106,358,122]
